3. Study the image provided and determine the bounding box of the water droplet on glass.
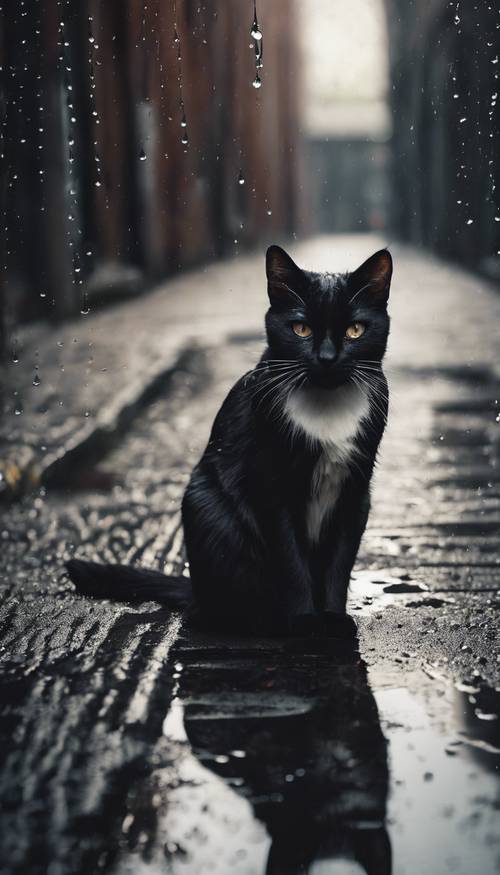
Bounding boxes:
[81,292,90,315]
[33,368,41,387]
[181,132,189,146]
[267,208,272,216]
[139,148,147,161]
[466,218,474,225]
[238,170,245,185]
[253,75,262,89]
[180,111,187,128]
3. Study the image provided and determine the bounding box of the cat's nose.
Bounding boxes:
[318,338,337,365]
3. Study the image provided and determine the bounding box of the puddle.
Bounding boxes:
[376,683,500,875]
[112,646,500,875]
[349,570,443,616]
[113,647,390,874]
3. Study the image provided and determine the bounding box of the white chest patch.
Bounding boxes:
[284,383,370,543]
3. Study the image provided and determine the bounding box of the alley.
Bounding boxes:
[1,237,500,875]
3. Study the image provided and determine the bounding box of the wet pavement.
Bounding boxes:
[1,237,500,874]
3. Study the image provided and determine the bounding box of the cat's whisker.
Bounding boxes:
[354,365,385,376]
[347,281,373,306]
[274,281,307,308]
[252,361,302,376]
[250,362,301,382]
[354,376,389,402]
[268,370,305,419]
[249,366,301,399]
[351,373,388,421]
[352,365,388,385]
[254,367,303,409]
[356,359,397,376]
[354,371,389,400]
[352,371,388,402]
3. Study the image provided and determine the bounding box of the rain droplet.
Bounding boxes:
[251,22,262,41]
[139,148,147,161]
[466,218,474,225]
[252,75,262,89]
[33,368,41,387]
[81,292,90,315]
[181,132,189,146]
[238,170,245,185]
[475,709,498,721]
[180,111,187,128]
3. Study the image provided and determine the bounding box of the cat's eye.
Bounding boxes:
[292,322,312,338]
[345,323,365,340]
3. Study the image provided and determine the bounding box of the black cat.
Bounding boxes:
[67,245,392,638]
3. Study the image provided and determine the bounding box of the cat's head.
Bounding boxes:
[265,245,392,390]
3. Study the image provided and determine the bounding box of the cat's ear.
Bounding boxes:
[266,245,305,307]
[350,249,392,306]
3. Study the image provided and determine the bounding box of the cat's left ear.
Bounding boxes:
[266,245,306,307]
[350,249,393,306]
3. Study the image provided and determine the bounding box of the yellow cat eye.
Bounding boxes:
[292,322,312,338]
[345,323,365,340]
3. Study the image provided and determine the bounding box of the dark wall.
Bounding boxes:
[385,0,500,277]
[0,0,300,335]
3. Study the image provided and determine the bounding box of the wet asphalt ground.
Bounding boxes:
[1,237,500,874]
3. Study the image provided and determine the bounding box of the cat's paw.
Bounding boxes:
[289,613,322,637]
[322,611,358,639]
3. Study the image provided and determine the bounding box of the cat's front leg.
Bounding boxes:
[271,511,318,635]
[321,491,370,638]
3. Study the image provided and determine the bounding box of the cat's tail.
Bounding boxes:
[66,559,192,608]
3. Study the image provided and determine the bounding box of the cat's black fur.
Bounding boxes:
[67,245,392,638]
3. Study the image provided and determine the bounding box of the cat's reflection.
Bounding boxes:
[174,638,391,875]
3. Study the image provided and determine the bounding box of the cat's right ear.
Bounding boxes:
[266,245,305,307]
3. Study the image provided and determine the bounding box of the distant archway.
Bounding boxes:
[298,0,391,232]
